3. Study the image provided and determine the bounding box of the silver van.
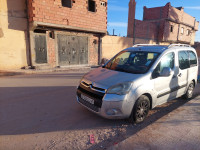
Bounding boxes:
[77,44,199,123]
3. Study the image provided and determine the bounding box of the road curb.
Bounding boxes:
[0,67,95,77]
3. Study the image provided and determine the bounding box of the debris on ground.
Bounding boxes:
[90,135,95,144]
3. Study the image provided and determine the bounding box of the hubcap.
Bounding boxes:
[136,101,148,120]
[188,84,194,97]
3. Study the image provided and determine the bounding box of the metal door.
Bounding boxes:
[57,34,70,65]
[35,34,47,64]
[57,35,88,66]
[79,36,88,64]
[69,36,79,65]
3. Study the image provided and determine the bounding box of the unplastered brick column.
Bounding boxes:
[89,35,99,65]
[28,0,34,22]
[47,31,56,67]
[127,0,136,38]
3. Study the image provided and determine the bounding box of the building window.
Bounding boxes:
[170,25,174,32]
[62,0,72,8]
[186,29,190,36]
[100,1,107,7]
[88,0,96,12]
[181,27,184,34]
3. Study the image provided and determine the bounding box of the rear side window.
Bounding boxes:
[189,51,197,67]
[178,51,190,70]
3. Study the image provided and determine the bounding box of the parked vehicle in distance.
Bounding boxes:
[76,44,199,123]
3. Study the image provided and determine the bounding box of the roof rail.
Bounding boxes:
[168,44,191,48]
[133,44,159,47]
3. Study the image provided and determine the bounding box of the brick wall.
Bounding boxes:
[195,21,199,31]
[47,31,56,67]
[143,3,169,21]
[194,43,200,57]
[52,31,99,66]
[143,6,162,20]
[28,0,107,32]
[163,21,178,42]
[178,24,193,43]
[127,0,136,37]
[134,20,158,41]
[89,35,99,65]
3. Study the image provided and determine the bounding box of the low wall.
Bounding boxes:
[102,35,133,60]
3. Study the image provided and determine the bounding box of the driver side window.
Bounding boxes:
[152,52,175,79]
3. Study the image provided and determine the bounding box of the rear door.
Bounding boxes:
[176,51,190,96]
[188,51,198,84]
[153,52,177,105]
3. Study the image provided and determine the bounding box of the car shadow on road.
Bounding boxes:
[89,93,200,149]
[0,85,199,148]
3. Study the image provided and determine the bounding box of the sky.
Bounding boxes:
[107,0,200,42]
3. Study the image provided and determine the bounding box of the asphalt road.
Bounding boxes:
[0,72,199,149]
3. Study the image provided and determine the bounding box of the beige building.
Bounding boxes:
[0,0,30,70]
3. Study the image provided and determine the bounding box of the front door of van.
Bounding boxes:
[152,52,178,105]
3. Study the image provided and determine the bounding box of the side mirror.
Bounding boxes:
[160,67,171,77]
[101,58,109,68]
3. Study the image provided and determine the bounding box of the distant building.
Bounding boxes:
[127,0,199,45]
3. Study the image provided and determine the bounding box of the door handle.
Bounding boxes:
[173,73,182,78]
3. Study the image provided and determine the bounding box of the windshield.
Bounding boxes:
[105,51,160,74]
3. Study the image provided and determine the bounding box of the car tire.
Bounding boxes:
[129,95,150,124]
[184,82,194,100]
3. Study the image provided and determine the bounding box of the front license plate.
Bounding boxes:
[81,94,94,105]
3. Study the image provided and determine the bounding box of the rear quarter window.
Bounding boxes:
[189,51,197,67]
[178,51,190,70]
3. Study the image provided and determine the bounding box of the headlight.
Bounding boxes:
[107,82,132,95]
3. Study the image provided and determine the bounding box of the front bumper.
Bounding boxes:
[77,91,133,119]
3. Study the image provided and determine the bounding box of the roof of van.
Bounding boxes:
[124,44,195,53]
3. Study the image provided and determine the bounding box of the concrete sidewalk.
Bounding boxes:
[0,66,94,77]
[110,87,200,150]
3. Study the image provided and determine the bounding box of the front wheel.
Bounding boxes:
[184,82,194,99]
[129,95,150,124]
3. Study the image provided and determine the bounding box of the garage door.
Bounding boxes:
[57,35,88,66]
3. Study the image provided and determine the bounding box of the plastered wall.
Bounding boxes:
[102,36,133,59]
[0,0,28,70]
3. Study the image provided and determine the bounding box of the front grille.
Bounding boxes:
[78,96,99,112]
[91,85,105,92]
[78,86,104,100]
[77,83,105,108]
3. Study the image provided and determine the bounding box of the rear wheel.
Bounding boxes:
[184,82,194,99]
[129,95,150,124]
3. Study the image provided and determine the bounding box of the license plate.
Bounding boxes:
[81,94,94,105]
